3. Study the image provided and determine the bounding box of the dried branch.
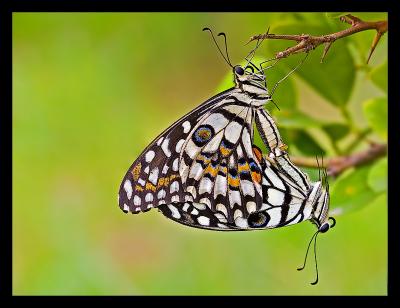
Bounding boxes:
[249,14,388,63]
[287,142,387,178]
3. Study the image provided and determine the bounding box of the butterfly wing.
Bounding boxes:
[258,154,314,229]
[118,88,235,214]
[159,102,266,230]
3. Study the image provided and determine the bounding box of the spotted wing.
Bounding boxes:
[156,101,267,230]
[253,154,314,229]
[118,88,236,214]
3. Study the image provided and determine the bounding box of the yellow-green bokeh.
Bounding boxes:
[13,13,387,295]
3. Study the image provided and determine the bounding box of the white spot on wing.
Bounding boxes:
[157,137,164,146]
[246,201,257,214]
[193,202,206,210]
[197,216,210,226]
[172,158,179,171]
[123,203,129,212]
[267,188,285,206]
[157,189,166,199]
[215,213,227,223]
[228,190,241,208]
[234,209,243,220]
[241,180,255,197]
[182,203,190,212]
[148,167,159,185]
[170,181,180,193]
[224,121,242,144]
[175,139,185,153]
[214,174,227,197]
[188,162,204,181]
[199,198,211,209]
[235,217,248,228]
[162,165,169,174]
[199,177,213,195]
[168,204,181,219]
[134,195,141,206]
[161,138,171,157]
[266,207,281,227]
[187,186,197,198]
[216,204,227,217]
[145,150,155,162]
[182,121,191,133]
[145,193,154,202]
[124,180,133,200]
[203,113,229,131]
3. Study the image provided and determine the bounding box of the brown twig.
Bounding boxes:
[249,14,388,63]
[286,143,387,177]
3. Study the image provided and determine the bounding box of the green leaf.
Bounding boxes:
[363,97,387,141]
[330,165,378,215]
[322,123,350,141]
[367,157,387,193]
[279,128,326,156]
[325,12,350,19]
[369,60,387,93]
[267,22,355,107]
[274,109,322,129]
[266,64,298,110]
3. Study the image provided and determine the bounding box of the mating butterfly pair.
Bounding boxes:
[118,30,335,284]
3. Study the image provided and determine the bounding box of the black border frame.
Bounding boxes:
[2,0,397,301]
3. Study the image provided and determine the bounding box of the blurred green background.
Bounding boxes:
[13,13,387,295]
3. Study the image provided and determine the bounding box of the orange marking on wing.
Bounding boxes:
[220,145,232,157]
[238,162,250,173]
[145,182,157,192]
[135,185,144,192]
[252,146,263,163]
[228,175,240,187]
[131,163,142,180]
[205,164,218,177]
[169,174,179,181]
[157,177,165,188]
[251,171,262,184]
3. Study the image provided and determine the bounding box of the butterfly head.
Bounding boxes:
[233,65,270,100]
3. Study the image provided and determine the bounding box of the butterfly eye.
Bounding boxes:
[234,66,245,76]
[318,223,330,233]
[248,212,270,228]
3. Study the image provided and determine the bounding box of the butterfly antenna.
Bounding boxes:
[297,230,318,272]
[321,155,327,187]
[270,52,309,97]
[244,27,269,70]
[270,99,280,111]
[217,32,233,67]
[203,28,232,68]
[311,232,320,285]
[316,155,321,182]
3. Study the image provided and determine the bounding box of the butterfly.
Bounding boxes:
[118,29,336,284]
[118,57,334,233]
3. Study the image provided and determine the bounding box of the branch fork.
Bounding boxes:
[249,14,388,63]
